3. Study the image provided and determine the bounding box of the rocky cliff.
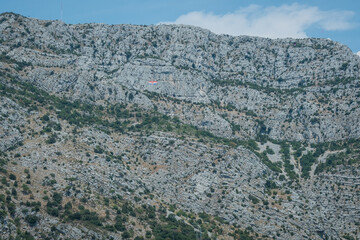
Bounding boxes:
[0,12,359,240]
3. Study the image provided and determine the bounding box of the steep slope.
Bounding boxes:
[0,12,359,240]
[1,12,360,142]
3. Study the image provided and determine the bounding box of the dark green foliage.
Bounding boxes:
[310,118,320,125]
[25,214,39,226]
[122,231,131,239]
[313,145,326,158]
[128,93,134,101]
[291,142,302,151]
[257,120,269,136]
[145,230,152,238]
[7,202,16,216]
[41,114,50,122]
[225,103,236,111]
[339,62,349,71]
[46,204,59,217]
[280,142,298,180]
[280,142,290,160]
[11,188,17,196]
[151,214,206,240]
[52,192,62,205]
[249,195,259,204]
[198,212,211,223]
[245,110,257,117]
[68,206,103,227]
[315,152,357,174]
[294,148,303,158]
[46,134,57,144]
[0,209,6,219]
[265,146,275,155]
[94,145,104,154]
[141,204,156,220]
[46,192,62,216]
[121,201,136,217]
[27,201,41,212]
[43,121,62,132]
[300,153,316,178]
[265,180,277,189]
[313,139,360,174]
[1,176,8,185]
[231,229,254,240]
[0,157,7,167]
[257,152,282,173]
[231,123,241,133]
[0,54,32,71]
[343,233,356,240]
[21,184,31,194]
[64,202,72,212]
[114,216,126,231]
[247,139,259,151]
[16,231,35,240]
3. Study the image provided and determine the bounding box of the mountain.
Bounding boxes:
[0,12,359,240]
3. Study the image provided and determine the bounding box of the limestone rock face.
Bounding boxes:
[0,97,25,151]
[0,13,360,240]
[1,12,359,142]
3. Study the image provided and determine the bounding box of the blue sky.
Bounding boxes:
[1,0,359,53]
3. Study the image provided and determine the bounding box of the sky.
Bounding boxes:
[1,0,359,54]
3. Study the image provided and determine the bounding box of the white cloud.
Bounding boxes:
[357,51,360,57]
[162,4,354,38]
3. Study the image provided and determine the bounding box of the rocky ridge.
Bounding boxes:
[0,12,359,142]
[0,12,359,240]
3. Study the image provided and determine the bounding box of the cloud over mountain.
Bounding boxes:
[163,4,354,39]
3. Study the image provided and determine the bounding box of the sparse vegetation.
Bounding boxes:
[0,14,358,240]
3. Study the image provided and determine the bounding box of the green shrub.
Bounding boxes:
[249,195,259,204]
[300,153,316,178]
[94,146,104,154]
[46,134,57,144]
[25,214,39,226]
